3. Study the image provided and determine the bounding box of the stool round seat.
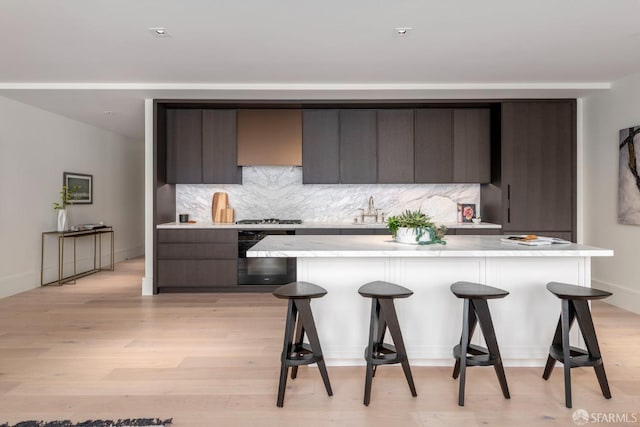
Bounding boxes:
[273,281,327,300]
[451,281,509,300]
[358,281,413,299]
[546,282,612,301]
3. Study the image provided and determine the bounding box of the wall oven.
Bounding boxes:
[238,229,296,286]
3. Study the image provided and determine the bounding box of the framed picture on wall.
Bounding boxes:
[64,172,93,204]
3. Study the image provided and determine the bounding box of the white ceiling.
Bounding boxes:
[1,0,639,141]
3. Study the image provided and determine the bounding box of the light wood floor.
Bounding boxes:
[0,258,638,426]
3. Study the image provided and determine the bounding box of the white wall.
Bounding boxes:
[0,96,145,298]
[582,71,640,313]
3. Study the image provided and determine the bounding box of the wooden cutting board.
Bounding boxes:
[212,192,229,223]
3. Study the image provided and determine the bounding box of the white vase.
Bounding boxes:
[395,227,432,244]
[57,209,67,232]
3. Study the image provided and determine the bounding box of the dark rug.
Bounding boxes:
[0,419,172,427]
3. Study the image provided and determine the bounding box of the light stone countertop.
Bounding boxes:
[157,221,502,230]
[247,234,613,258]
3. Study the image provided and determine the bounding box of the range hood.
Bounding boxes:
[237,109,302,166]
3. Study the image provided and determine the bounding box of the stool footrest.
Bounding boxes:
[549,344,603,368]
[284,343,324,366]
[365,343,406,365]
[453,344,500,367]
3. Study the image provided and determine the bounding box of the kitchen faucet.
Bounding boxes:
[358,195,381,223]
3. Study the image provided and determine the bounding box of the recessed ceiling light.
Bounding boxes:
[394,27,412,36]
[148,27,169,37]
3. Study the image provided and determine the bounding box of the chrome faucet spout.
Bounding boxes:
[368,196,374,213]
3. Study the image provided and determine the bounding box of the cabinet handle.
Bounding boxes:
[507,184,511,223]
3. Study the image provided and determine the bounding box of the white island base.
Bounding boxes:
[249,235,613,367]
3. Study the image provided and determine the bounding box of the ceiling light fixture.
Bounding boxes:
[148,27,169,37]
[394,27,412,36]
[104,111,114,116]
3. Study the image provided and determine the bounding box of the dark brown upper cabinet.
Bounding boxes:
[166,109,202,184]
[166,109,241,184]
[501,101,574,235]
[340,109,377,184]
[453,109,491,183]
[302,110,340,184]
[414,109,454,183]
[202,110,242,184]
[377,109,415,183]
[414,108,491,184]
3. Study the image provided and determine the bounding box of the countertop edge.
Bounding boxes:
[157,221,503,230]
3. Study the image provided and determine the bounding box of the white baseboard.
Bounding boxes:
[592,278,640,315]
[0,271,39,299]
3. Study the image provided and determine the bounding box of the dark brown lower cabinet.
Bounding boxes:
[157,229,237,291]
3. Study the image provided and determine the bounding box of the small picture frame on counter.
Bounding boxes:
[457,203,476,223]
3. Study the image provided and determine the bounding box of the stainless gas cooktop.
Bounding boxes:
[236,219,303,225]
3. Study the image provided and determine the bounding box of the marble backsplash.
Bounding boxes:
[176,167,480,224]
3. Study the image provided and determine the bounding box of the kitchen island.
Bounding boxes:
[248,234,613,366]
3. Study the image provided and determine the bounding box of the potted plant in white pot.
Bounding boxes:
[52,185,79,232]
[386,209,447,245]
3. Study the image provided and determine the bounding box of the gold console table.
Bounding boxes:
[41,226,114,286]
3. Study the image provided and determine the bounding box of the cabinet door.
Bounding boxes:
[502,102,574,233]
[377,109,415,183]
[453,109,490,183]
[302,110,340,184]
[414,109,454,183]
[340,110,377,183]
[202,110,242,184]
[166,109,202,183]
[156,229,238,289]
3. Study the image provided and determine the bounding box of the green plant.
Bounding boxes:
[386,209,447,244]
[52,185,80,210]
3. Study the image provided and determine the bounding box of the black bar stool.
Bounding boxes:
[451,281,510,406]
[273,281,333,407]
[542,282,612,408]
[358,280,417,406]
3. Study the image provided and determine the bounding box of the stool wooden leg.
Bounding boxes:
[457,298,470,406]
[379,298,417,398]
[295,299,333,397]
[453,306,477,380]
[574,300,612,399]
[474,299,510,399]
[543,316,562,380]
[290,317,305,380]
[363,298,379,406]
[562,299,573,408]
[372,304,385,378]
[277,300,298,407]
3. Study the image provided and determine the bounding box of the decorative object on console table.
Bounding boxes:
[386,209,447,245]
[618,125,640,225]
[52,184,79,232]
[457,203,476,223]
[63,172,92,204]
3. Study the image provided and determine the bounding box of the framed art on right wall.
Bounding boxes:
[618,125,640,225]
